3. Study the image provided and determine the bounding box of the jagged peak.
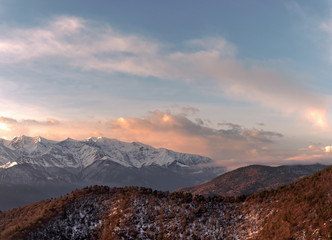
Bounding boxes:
[10,135,36,146]
[1,135,214,168]
[12,134,30,141]
[61,137,78,142]
[11,135,47,144]
[33,136,43,143]
[85,136,104,142]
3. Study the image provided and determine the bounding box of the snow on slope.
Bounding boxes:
[86,137,211,168]
[0,135,212,169]
[0,161,17,169]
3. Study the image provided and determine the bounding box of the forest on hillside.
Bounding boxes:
[0,166,331,240]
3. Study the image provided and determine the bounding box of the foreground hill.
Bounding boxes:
[1,165,331,239]
[243,164,332,239]
[0,136,224,210]
[178,164,326,196]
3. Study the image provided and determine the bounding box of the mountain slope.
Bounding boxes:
[242,164,332,239]
[178,164,326,196]
[0,185,240,240]
[1,165,331,239]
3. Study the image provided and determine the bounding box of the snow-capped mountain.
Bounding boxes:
[0,136,224,209]
[0,135,213,169]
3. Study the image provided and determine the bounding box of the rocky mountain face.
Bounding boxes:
[1,165,331,240]
[0,136,224,210]
[178,164,327,197]
[0,136,214,170]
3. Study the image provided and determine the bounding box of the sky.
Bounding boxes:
[0,0,332,169]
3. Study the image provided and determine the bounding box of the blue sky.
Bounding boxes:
[0,0,332,169]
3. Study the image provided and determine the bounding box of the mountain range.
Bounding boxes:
[0,135,329,214]
[0,135,224,210]
[1,165,331,239]
[178,164,327,196]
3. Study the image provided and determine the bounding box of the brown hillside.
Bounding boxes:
[178,164,326,196]
[0,165,331,239]
[241,165,332,239]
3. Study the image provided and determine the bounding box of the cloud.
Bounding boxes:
[218,122,242,129]
[20,119,60,126]
[0,116,107,141]
[109,110,285,168]
[0,111,283,166]
[0,16,159,65]
[0,116,17,124]
[180,106,200,115]
[285,144,332,165]
[0,117,63,139]
[217,122,283,143]
[0,16,329,129]
[108,110,331,168]
[0,111,331,169]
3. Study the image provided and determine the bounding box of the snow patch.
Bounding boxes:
[0,161,18,169]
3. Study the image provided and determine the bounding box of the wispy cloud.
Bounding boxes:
[0,16,329,129]
[0,115,106,141]
[0,16,159,65]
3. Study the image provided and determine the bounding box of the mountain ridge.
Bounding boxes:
[0,135,213,169]
[177,163,327,196]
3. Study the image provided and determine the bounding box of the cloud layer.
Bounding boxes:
[0,110,283,168]
[0,16,329,129]
[1,109,331,169]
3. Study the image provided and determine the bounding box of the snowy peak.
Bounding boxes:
[0,136,213,169]
[7,135,56,155]
[8,135,52,148]
[85,137,211,168]
[9,135,36,148]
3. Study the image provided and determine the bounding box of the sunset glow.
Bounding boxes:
[324,146,332,153]
[162,114,171,122]
[306,109,329,129]
[0,123,9,131]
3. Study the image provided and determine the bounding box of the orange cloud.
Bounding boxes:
[285,144,332,165]
[0,123,9,131]
[1,111,330,169]
[0,111,283,168]
[306,109,329,130]
[107,110,286,168]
